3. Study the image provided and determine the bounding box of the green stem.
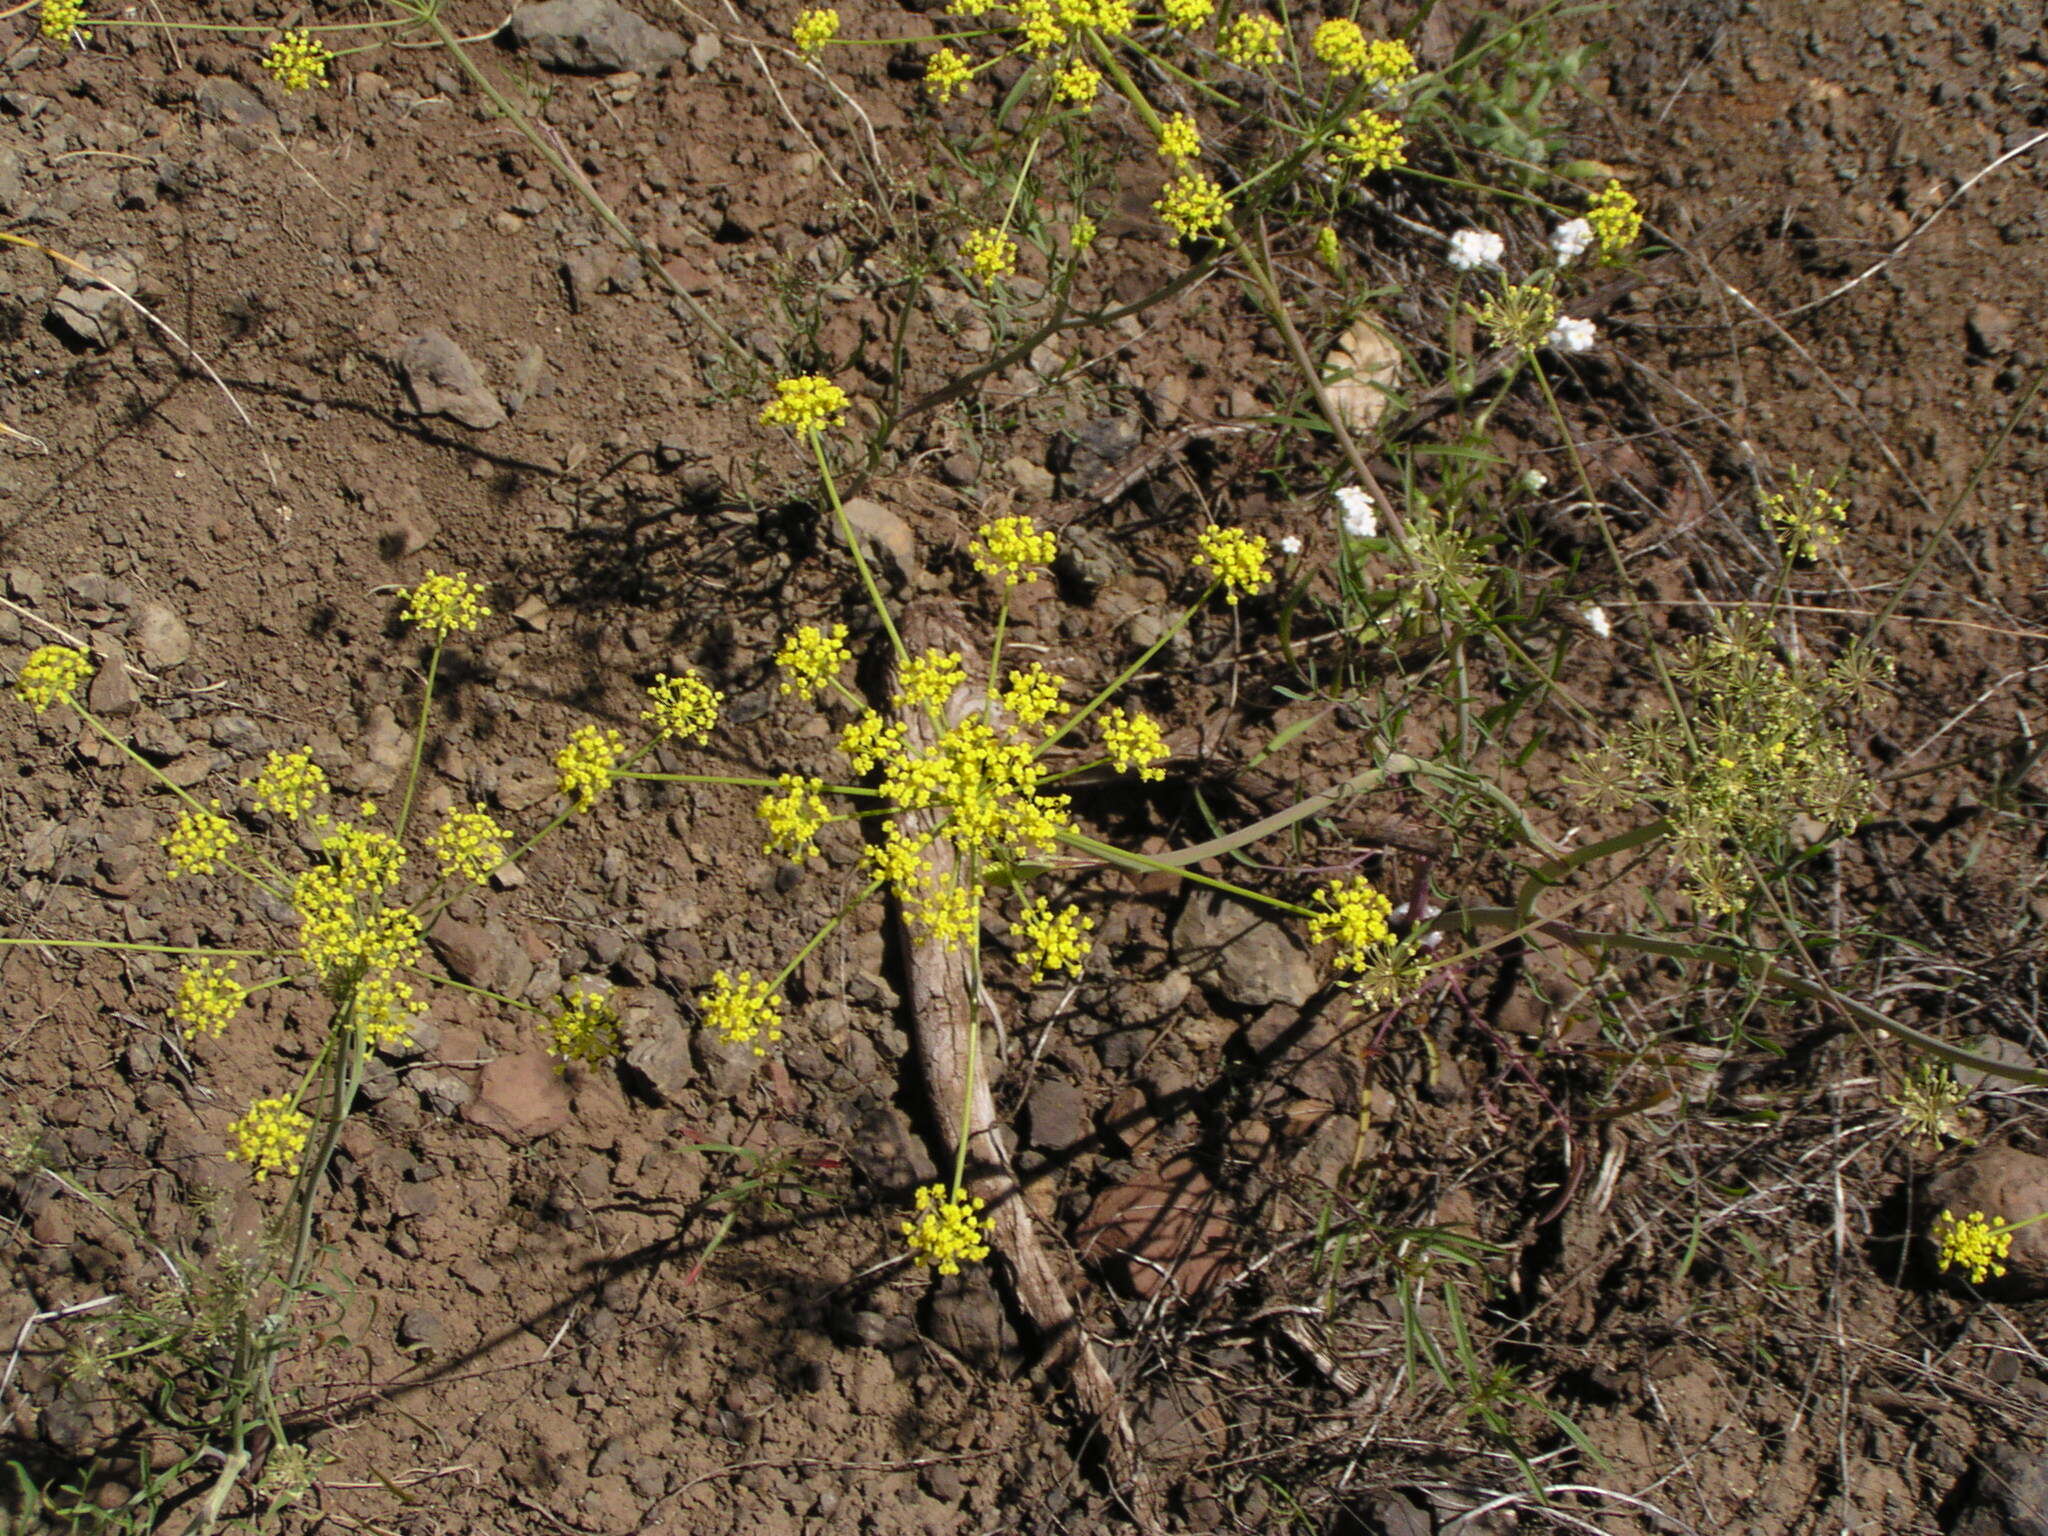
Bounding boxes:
[810,429,907,662]
[772,877,886,993]
[1513,819,1669,924]
[73,705,288,899]
[1036,585,1214,756]
[394,639,442,846]
[0,937,274,957]
[1060,829,1310,917]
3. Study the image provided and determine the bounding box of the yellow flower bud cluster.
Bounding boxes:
[1218,12,1282,66]
[760,375,849,433]
[775,624,852,700]
[402,571,490,639]
[247,748,328,820]
[1933,1208,2014,1286]
[968,514,1057,586]
[546,989,624,1067]
[642,670,724,743]
[903,1183,993,1275]
[555,725,623,812]
[426,806,509,886]
[1154,173,1232,241]
[1586,180,1642,259]
[758,774,833,860]
[13,644,93,714]
[226,1097,313,1182]
[40,0,91,44]
[171,957,245,1040]
[1157,113,1202,166]
[699,969,785,1055]
[925,47,972,101]
[1100,708,1168,781]
[962,228,1019,284]
[1307,876,1395,971]
[1193,524,1271,604]
[1334,109,1407,175]
[260,28,333,91]
[1015,896,1093,980]
[792,7,839,57]
[163,805,241,878]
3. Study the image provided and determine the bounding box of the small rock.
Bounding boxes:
[85,644,140,718]
[505,343,546,413]
[1926,1148,2048,1295]
[1953,1444,2048,1536]
[396,330,505,431]
[461,1051,572,1143]
[193,77,277,128]
[505,0,689,74]
[133,604,191,669]
[413,1069,475,1117]
[839,1091,938,1192]
[1968,303,2018,359]
[1025,1077,1090,1152]
[1001,453,1057,501]
[1075,1156,1238,1303]
[378,512,437,559]
[921,1271,1016,1372]
[49,252,139,351]
[1054,523,1126,600]
[1172,890,1320,1010]
[1057,416,1142,492]
[836,496,917,588]
[686,27,722,69]
[427,915,527,994]
[397,1308,446,1350]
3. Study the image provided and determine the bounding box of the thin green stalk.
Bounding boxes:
[810,429,907,661]
[393,638,443,845]
[1036,584,1214,755]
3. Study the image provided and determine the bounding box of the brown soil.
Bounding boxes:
[4,0,2048,1531]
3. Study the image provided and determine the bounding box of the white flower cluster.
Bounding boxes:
[1335,485,1377,539]
[1446,228,1504,272]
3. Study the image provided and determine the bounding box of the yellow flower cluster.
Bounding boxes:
[1157,113,1201,165]
[1475,282,1559,353]
[171,957,244,1040]
[643,670,724,743]
[776,623,852,699]
[556,725,623,812]
[164,805,241,878]
[426,806,509,885]
[1018,0,1066,53]
[1758,468,1848,562]
[1193,524,1271,604]
[1162,0,1211,28]
[700,969,785,1055]
[792,6,839,56]
[226,1096,313,1183]
[840,710,908,774]
[896,648,967,713]
[1001,664,1064,729]
[1307,875,1394,970]
[1316,224,1343,274]
[260,28,333,91]
[1101,707,1168,780]
[759,774,833,859]
[1334,109,1406,174]
[880,717,1073,860]
[1311,19,1367,72]
[760,375,849,433]
[402,571,490,639]
[1155,172,1232,240]
[247,747,327,820]
[926,47,972,101]
[1052,59,1101,105]
[546,989,623,1066]
[1071,214,1098,252]
[324,820,406,893]
[963,227,1019,283]
[14,644,92,714]
[969,514,1056,586]
[1055,0,1131,32]
[1218,12,1282,66]
[40,0,90,43]
[1933,1208,2014,1286]
[1016,896,1093,980]
[354,970,425,1050]
[1586,179,1642,259]
[1358,37,1416,86]
[903,1183,993,1275]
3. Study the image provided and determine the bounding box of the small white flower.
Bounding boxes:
[1518,468,1550,494]
[1278,534,1303,556]
[1335,485,1377,540]
[1583,604,1611,639]
[1446,228,1505,272]
[1551,217,1593,265]
[1546,315,1597,354]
